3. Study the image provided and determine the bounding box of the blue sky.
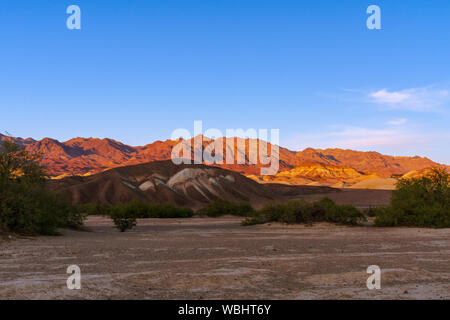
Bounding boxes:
[0,0,449,163]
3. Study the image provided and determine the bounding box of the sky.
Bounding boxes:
[0,0,449,164]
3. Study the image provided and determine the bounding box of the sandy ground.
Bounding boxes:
[0,216,449,300]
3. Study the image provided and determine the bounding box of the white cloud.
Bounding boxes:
[387,118,407,126]
[371,89,411,104]
[368,86,449,111]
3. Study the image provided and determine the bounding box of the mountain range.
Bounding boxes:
[1,133,447,189]
[47,160,337,208]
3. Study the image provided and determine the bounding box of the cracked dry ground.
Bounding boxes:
[0,216,449,299]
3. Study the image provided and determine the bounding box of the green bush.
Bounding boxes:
[107,199,194,219]
[196,199,254,217]
[110,208,137,232]
[363,207,378,218]
[107,199,194,231]
[0,140,85,235]
[66,209,87,230]
[374,167,450,228]
[0,184,69,235]
[75,203,112,216]
[314,197,364,225]
[242,197,365,226]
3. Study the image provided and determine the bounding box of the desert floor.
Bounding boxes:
[0,216,449,300]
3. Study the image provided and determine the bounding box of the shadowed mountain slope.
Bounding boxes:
[48,160,338,209]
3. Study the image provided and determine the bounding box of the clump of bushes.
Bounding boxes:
[74,203,112,216]
[374,167,450,228]
[196,199,255,217]
[116,199,194,219]
[0,140,85,235]
[110,208,137,232]
[106,199,194,232]
[363,207,378,218]
[76,199,194,217]
[242,197,366,226]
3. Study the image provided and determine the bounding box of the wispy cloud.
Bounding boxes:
[368,86,449,112]
[326,126,429,149]
[387,118,407,126]
[284,124,449,158]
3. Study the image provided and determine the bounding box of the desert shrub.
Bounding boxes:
[196,199,254,217]
[257,202,291,223]
[107,199,194,219]
[249,199,317,224]
[0,184,70,235]
[153,203,194,218]
[108,199,194,231]
[314,197,364,225]
[0,140,85,235]
[110,207,137,232]
[242,197,365,226]
[374,167,450,228]
[66,208,87,230]
[363,207,378,217]
[75,203,112,216]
